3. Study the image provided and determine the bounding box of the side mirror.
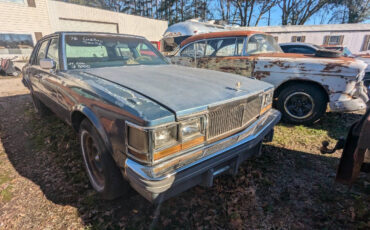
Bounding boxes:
[40,58,56,70]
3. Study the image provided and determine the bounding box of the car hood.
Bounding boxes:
[252,53,367,79]
[79,65,272,117]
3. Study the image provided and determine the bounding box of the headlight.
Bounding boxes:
[153,125,177,149]
[181,118,202,140]
[261,88,274,114]
[126,117,205,164]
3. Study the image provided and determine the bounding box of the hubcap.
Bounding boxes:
[81,130,105,191]
[284,92,315,119]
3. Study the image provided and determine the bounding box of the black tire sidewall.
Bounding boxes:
[277,84,327,125]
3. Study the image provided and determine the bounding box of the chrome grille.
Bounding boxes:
[208,95,262,139]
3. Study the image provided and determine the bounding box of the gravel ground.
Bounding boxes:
[0,77,369,229]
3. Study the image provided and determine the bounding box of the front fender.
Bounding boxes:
[71,104,113,154]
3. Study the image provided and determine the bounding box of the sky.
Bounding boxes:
[208,2,370,27]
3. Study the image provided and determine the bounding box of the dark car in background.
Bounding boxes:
[22,32,280,203]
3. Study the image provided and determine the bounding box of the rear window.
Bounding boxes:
[246,34,282,55]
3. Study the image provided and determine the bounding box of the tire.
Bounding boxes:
[277,83,327,125]
[79,119,130,200]
[31,93,52,117]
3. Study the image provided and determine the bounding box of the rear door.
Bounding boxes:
[41,36,74,121]
[28,39,51,102]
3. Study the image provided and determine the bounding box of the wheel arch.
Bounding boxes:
[71,105,113,154]
[274,79,329,103]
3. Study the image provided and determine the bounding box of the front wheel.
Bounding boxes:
[79,119,130,200]
[277,84,327,125]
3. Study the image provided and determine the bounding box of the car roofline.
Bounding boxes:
[180,30,268,47]
[44,31,146,40]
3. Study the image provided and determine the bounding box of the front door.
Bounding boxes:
[202,37,254,77]
[175,37,255,78]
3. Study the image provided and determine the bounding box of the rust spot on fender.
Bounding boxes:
[323,63,347,73]
[253,71,270,80]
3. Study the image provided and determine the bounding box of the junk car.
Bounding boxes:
[22,32,281,203]
[171,31,369,124]
[280,42,370,94]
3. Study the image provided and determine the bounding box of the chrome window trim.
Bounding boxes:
[179,36,247,58]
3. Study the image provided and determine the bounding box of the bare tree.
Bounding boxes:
[278,0,330,25]
[329,0,370,23]
[230,0,278,26]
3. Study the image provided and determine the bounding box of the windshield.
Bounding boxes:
[246,34,282,55]
[65,35,167,70]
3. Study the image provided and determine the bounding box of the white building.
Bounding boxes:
[245,24,370,55]
[0,0,168,61]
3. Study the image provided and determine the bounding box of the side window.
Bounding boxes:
[286,46,315,54]
[280,46,290,53]
[215,38,237,57]
[46,38,59,69]
[205,39,223,56]
[236,38,244,56]
[180,41,205,58]
[204,40,216,56]
[294,47,315,54]
[35,40,49,65]
[194,41,206,58]
[180,43,195,57]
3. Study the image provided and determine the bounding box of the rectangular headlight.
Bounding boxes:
[126,117,205,164]
[153,125,178,150]
[181,118,203,140]
[261,88,274,114]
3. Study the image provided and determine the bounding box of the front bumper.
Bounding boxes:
[329,81,369,112]
[123,109,281,203]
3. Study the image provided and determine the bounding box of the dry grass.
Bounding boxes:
[0,94,369,229]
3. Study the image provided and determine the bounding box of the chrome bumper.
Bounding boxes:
[123,109,281,203]
[330,81,369,112]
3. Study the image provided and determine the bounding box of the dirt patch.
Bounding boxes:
[0,78,369,229]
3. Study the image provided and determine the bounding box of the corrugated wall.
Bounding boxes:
[47,1,168,41]
[0,0,52,42]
